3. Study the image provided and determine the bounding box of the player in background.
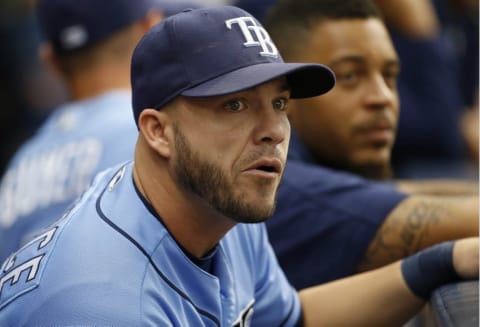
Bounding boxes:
[234,0,478,190]
[235,0,478,195]
[0,6,477,326]
[258,0,479,289]
[0,0,170,262]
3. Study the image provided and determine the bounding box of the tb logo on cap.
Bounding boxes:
[225,17,279,58]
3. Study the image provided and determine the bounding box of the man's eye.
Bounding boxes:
[273,97,288,111]
[224,100,245,112]
[383,71,399,88]
[337,72,359,84]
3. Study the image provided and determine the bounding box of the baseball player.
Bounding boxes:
[0,0,166,262]
[259,0,479,289]
[0,6,477,326]
[263,0,478,192]
[236,0,478,182]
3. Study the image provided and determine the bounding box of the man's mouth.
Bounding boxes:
[244,158,283,175]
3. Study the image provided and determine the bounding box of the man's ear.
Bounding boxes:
[141,9,165,31]
[39,42,64,80]
[138,109,173,158]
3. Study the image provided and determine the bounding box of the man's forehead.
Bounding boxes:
[328,55,400,69]
[311,18,391,47]
[307,19,398,65]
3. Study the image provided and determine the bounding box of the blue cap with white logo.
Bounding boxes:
[131,6,335,124]
[36,0,172,54]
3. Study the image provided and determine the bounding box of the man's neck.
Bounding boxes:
[68,63,131,100]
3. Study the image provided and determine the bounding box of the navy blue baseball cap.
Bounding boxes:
[36,0,169,54]
[158,1,203,17]
[131,5,335,124]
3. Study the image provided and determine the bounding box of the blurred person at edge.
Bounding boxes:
[0,0,172,262]
[0,0,67,179]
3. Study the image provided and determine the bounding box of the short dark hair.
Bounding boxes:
[264,0,382,59]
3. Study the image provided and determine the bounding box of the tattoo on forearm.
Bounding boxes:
[359,199,448,271]
[400,201,443,252]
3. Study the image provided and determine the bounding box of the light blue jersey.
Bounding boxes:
[0,91,138,262]
[0,162,301,326]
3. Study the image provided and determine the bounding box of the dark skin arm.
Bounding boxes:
[301,237,478,326]
[357,195,478,272]
[373,0,439,38]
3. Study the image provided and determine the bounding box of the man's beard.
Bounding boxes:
[313,148,394,180]
[322,159,393,180]
[172,125,276,223]
[348,161,393,180]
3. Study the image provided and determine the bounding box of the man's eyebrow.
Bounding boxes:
[329,55,400,68]
[279,82,291,93]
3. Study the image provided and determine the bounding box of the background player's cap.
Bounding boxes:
[157,1,203,17]
[131,5,335,124]
[36,0,189,54]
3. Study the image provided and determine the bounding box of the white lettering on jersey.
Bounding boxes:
[0,227,56,298]
[108,165,126,191]
[232,299,254,327]
[3,227,56,272]
[0,256,43,293]
[0,139,102,227]
[225,17,278,57]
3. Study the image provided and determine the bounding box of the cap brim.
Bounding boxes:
[181,62,335,99]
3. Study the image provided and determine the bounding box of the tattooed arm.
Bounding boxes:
[357,195,479,272]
